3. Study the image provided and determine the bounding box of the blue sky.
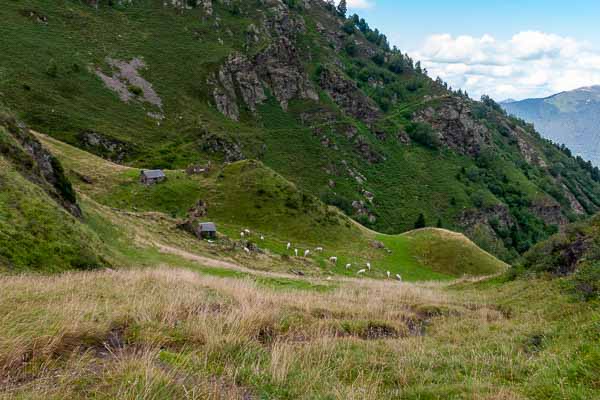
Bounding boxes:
[345,0,600,100]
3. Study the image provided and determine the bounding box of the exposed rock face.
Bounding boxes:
[352,200,376,223]
[459,204,513,236]
[562,183,586,215]
[95,58,163,116]
[198,130,244,162]
[513,126,547,167]
[319,67,381,125]
[0,115,81,217]
[211,37,318,120]
[414,98,491,156]
[354,135,384,164]
[529,199,568,227]
[78,131,131,163]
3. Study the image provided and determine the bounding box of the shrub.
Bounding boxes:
[406,122,441,149]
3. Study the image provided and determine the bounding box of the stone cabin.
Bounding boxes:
[196,222,217,239]
[140,169,166,185]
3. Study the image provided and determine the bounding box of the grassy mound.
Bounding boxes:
[401,228,509,277]
[0,155,106,272]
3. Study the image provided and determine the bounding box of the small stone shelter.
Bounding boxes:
[140,169,166,185]
[196,222,217,239]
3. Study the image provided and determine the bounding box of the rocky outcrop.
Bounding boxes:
[0,113,81,217]
[513,126,547,167]
[319,67,381,125]
[95,58,163,117]
[459,204,513,235]
[211,37,318,120]
[198,130,244,162]
[529,198,568,227]
[78,131,132,163]
[413,98,491,156]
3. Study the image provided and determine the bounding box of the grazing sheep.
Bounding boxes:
[260,235,265,241]
[329,256,338,264]
[304,250,310,257]
[345,263,352,270]
[240,232,245,238]
[387,271,391,278]
[357,269,366,275]
[294,249,299,257]
[396,274,402,281]
[366,262,371,271]
[315,247,324,252]
[287,242,291,250]
[243,247,250,254]
[244,229,251,234]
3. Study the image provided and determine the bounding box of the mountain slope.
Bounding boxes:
[502,86,600,166]
[2,0,600,261]
[0,108,106,272]
[38,131,509,280]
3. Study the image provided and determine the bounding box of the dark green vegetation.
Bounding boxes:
[521,214,600,301]
[2,1,600,263]
[0,107,106,272]
[502,86,600,167]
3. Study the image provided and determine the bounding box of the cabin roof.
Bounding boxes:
[141,169,166,179]
[199,222,217,232]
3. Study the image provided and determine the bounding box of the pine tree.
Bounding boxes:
[436,218,443,228]
[337,0,347,17]
[414,213,426,229]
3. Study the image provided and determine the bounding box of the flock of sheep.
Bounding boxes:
[239,229,402,281]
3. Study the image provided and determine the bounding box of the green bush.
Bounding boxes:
[406,122,441,149]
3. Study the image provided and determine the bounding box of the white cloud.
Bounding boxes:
[412,31,600,100]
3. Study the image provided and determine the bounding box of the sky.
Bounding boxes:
[343,0,600,100]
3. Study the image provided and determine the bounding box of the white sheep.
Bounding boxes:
[387,271,391,278]
[287,242,291,250]
[260,235,265,241]
[396,274,402,281]
[294,249,298,257]
[315,247,324,252]
[240,232,245,238]
[244,229,251,234]
[357,269,366,275]
[366,262,371,271]
[243,247,250,254]
[329,256,338,264]
[345,263,352,270]
[304,250,310,257]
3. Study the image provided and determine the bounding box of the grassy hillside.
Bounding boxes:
[0,108,108,272]
[37,132,508,281]
[2,0,600,262]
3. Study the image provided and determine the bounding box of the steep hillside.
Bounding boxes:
[2,0,600,261]
[38,132,509,280]
[0,108,106,272]
[502,86,600,166]
[521,213,600,301]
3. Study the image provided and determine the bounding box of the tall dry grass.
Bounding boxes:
[0,268,528,399]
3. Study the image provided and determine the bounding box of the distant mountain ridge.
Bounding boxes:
[502,86,600,166]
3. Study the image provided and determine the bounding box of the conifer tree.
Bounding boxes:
[337,0,347,17]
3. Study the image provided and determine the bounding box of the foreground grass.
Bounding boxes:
[0,268,597,399]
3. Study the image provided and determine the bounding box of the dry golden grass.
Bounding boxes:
[0,266,536,399]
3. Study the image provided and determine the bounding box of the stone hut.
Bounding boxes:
[140,169,166,185]
[197,222,217,239]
